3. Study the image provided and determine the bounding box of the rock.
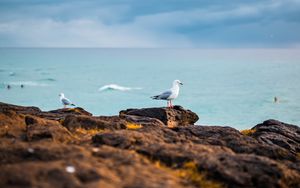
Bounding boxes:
[48,108,92,117]
[1,102,300,188]
[25,115,74,143]
[63,115,127,132]
[0,142,87,164]
[93,128,300,188]
[0,110,26,139]
[120,114,165,127]
[251,119,300,154]
[0,102,91,121]
[0,102,41,115]
[173,125,298,161]
[120,105,199,127]
[0,143,191,188]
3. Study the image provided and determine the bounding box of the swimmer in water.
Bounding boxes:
[7,85,11,89]
[21,84,24,88]
[274,96,279,103]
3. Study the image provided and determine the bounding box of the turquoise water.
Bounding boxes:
[1,48,300,129]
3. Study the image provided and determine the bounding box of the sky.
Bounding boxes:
[0,0,300,48]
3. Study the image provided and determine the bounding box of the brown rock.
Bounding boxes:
[63,115,127,131]
[0,142,191,188]
[93,126,300,187]
[0,110,26,139]
[0,102,41,115]
[120,114,165,127]
[251,119,300,154]
[1,102,300,188]
[173,125,298,161]
[48,107,93,117]
[120,105,199,127]
[25,115,74,142]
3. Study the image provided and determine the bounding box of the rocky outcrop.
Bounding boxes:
[0,102,299,188]
[120,105,199,127]
[252,119,300,154]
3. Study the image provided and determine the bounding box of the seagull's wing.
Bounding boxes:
[61,98,71,105]
[151,90,172,100]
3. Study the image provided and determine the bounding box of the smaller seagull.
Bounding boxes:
[151,80,183,108]
[59,93,75,108]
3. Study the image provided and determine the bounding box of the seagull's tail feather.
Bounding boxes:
[151,95,160,100]
[71,104,75,106]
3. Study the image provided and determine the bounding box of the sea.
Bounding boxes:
[1,48,300,130]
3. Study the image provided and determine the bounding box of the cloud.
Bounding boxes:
[0,19,192,47]
[0,0,300,47]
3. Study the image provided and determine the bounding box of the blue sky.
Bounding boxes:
[0,0,300,48]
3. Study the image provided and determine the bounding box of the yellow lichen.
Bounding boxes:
[177,161,224,188]
[153,160,224,188]
[74,128,105,135]
[126,122,142,129]
[240,129,256,136]
[59,119,64,124]
[66,108,81,113]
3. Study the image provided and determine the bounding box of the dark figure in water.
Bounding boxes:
[7,85,11,89]
[21,84,24,88]
[274,97,279,103]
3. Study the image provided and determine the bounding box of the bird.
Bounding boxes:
[59,93,75,108]
[151,80,183,108]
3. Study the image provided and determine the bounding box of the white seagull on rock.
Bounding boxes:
[151,80,183,108]
[59,93,75,108]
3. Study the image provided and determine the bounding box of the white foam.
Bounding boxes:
[98,84,141,92]
[9,72,16,76]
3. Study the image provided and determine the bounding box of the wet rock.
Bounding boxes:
[120,105,199,127]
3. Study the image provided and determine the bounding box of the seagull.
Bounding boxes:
[151,80,183,108]
[59,93,75,108]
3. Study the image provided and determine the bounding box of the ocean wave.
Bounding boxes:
[9,72,16,76]
[98,84,142,92]
[34,68,43,71]
[4,81,50,87]
[38,78,56,82]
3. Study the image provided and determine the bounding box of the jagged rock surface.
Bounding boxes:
[0,102,299,188]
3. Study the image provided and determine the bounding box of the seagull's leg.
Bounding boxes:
[167,101,170,108]
[170,100,173,108]
[64,105,66,108]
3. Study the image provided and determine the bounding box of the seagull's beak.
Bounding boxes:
[180,82,183,85]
